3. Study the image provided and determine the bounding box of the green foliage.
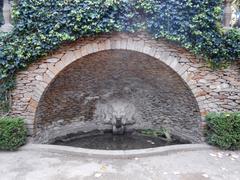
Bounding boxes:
[205,112,240,150]
[233,0,240,8]
[0,32,7,45]
[140,128,171,141]
[0,0,240,112]
[0,76,15,113]
[0,117,27,151]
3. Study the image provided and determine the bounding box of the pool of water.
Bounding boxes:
[52,131,188,150]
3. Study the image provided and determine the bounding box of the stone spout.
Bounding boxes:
[95,100,137,135]
[112,117,125,135]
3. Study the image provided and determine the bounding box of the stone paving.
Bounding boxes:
[0,145,240,180]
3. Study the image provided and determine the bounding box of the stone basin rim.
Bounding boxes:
[20,143,215,159]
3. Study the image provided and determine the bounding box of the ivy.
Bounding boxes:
[0,0,240,112]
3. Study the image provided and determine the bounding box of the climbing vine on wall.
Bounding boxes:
[0,0,240,112]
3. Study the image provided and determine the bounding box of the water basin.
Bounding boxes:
[52,131,189,150]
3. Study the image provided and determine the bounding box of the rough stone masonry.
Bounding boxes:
[10,32,240,143]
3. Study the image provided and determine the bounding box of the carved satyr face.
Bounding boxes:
[112,102,127,118]
[110,101,136,125]
[95,100,136,125]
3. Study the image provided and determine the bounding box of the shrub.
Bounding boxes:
[205,112,240,150]
[0,117,27,151]
[140,128,172,141]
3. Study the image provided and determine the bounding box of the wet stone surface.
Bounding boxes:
[52,132,188,150]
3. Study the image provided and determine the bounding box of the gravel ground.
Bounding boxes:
[0,145,240,180]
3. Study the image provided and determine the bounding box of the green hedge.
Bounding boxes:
[0,117,27,151]
[205,112,240,150]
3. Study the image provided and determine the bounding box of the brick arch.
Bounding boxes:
[11,33,212,136]
[33,38,201,115]
[34,49,204,143]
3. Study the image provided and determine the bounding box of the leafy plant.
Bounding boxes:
[0,116,27,151]
[140,128,172,141]
[0,75,15,113]
[0,0,239,112]
[233,0,240,8]
[205,112,240,150]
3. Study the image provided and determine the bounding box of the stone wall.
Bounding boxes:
[10,32,240,143]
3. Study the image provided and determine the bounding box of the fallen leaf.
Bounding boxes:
[202,173,209,178]
[209,153,217,157]
[94,173,102,178]
[232,154,239,159]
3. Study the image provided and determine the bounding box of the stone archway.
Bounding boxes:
[10,33,240,142]
[34,50,202,143]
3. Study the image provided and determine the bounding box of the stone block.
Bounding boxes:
[126,38,134,50]
[120,39,128,49]
[47,64,60,75]
[135,40,145,52]
[46,58,60,63]
[105,39,111,50]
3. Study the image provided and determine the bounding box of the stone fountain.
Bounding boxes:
[35,50,202,144]
[95,99,137,135]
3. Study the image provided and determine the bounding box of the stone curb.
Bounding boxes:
[20,143,215,159]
